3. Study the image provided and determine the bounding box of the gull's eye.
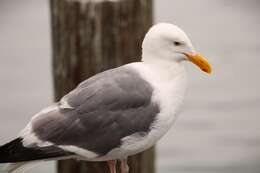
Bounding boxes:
[173,41,182,46]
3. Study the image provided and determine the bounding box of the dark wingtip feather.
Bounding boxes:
[0,138,71,163]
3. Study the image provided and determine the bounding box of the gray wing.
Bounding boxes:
[31,66,159,155]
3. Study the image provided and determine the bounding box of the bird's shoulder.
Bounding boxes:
[61,63,153,109]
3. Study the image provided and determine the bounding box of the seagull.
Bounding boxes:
[0,23,211,173]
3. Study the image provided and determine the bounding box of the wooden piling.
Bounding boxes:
[50,0,154,172]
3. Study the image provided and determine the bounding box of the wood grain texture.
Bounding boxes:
[50,0,154,172]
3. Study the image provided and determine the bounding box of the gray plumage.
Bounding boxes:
[32,66,160,155]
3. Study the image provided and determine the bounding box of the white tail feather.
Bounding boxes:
[3,161,42,173]
[2,156,75,173]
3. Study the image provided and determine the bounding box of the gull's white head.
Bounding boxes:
[142,23,211,74]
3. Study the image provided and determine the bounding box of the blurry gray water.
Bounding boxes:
[0,0,260,173]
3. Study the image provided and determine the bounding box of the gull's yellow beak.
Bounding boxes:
[184,53,212,74]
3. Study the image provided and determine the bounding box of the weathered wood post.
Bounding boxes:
[50,0,154,173]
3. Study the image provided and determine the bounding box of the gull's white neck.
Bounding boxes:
[130,54,187,107]
[141,54,186,83]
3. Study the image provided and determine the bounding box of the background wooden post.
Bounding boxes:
[50,0,154,173]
